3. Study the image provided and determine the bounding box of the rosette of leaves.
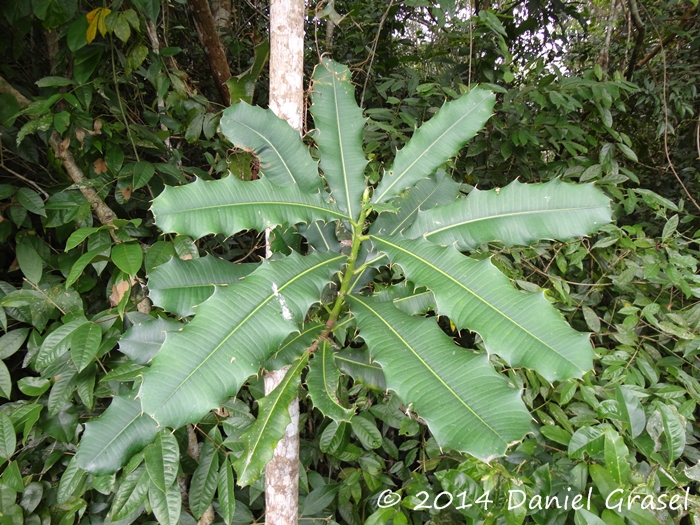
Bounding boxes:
[74,57,611,521]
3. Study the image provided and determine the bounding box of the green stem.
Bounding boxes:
[326,208,367,327]
[110,34,139,162]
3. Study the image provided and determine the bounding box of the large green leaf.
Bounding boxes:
[406,179,612,249]
[372,88,495,204]
[139,252,344,428]
[69,322,102,372]
[111,242,143,276]
[0,413,16,461]
[310,58,367,220]
[148,256,258,317]
[233,353,308,487]
[370,170,461,237]
[151,176,348,239]
[299,221,342,253]
[219,101,321,193]
[603,428,630,485]
[371,236,593,381]
[76,394,161,475]
[347,296,531,461]
[306,341,354,422]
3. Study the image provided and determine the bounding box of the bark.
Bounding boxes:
[190,0,232,105]
[264,367,300,525]
[265,1,305,524]
[326,19,335,49]
[49,131,118,229]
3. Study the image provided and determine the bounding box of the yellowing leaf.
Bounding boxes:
[86,16,98,43]
[85,8,111,42]
[97,8,111,37]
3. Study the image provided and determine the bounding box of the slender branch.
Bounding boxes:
[625,0,646,79]
[637,3,700,211]
[360,0,395,108]
[0,76,31,107]
[110,37,140,162]
[48,131,119,232]
[635,5,697,69]
[0,162,49,199]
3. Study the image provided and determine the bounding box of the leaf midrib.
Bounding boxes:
[375,93,489,202]
[330,68,355,219]
[162,201,348,219]
[350,295,507,443]
[423,205,607,238]
[232,118,298,186]
[151,255,344,418]
[238,356,305,475]
[388,179,452,236]
[371,236,583,373]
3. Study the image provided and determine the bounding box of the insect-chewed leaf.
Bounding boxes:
[233,353,308,487]
[406,179,612,249]
[219,102,322,194]
[139,251,344,429]
[76,394,161,475]
[370,170,461,237]
[348,295,530,461]
[148,255,258,317]
[372,88,495,204]
[307,341,354,423]
[371,236,593,381]
[310,58,367,220]
[151,176,348,239]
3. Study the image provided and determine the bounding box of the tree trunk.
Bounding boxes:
[264,2,305,524]
[190,0,232,105]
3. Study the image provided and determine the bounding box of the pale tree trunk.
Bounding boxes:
[264,1,305,524]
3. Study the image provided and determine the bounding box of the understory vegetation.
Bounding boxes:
[0,0,698,524]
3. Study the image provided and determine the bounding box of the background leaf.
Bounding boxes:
[111,242,143,275]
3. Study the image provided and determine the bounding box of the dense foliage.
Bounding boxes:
[0,0,698,525]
